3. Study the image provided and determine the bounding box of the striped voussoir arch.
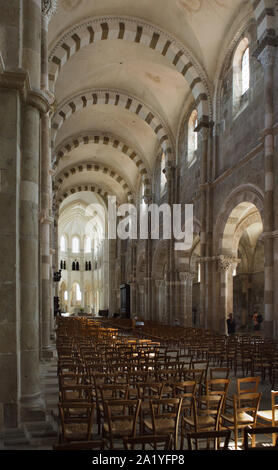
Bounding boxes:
[53,132,151,191]
[250,0,276,45]
[54,182,113,209]
[54,161,134,202]
[51,89,174,161]
[48,17,210,125]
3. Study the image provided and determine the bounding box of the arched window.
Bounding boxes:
[188,109,198,160]
[241,46,250,95]
[84,236,91,253]
[160,152,167,193]
[72,236,80,253]
[60,235,66,252]
[233,37,250,114]
[76,283,82,301]
[64,291,68,301]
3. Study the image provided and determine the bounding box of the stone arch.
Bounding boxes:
[214,184,264,255]
[214,184,265,334]
[54,182,114,210]
[49,16,210,123]
[53,131,151,190]
[54,160,134,202]
[51,89,174,162]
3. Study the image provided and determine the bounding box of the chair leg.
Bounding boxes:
[234,427,238,450]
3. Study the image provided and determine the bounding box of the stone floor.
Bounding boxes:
[0,341,276,451]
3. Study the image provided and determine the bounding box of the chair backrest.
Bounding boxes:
[173,381,197,400]
[58,402,95,442]
[59,384,94,403]
[187,429,231,450]
[123,434,173,450]
[103,399,141,438]
[192,394,224,432]
[97,383,129,403]
[205,378,230,401]
[237,376,260,395]
[234,392,262,423]
[136,382,164,401]
[150,398,183,433]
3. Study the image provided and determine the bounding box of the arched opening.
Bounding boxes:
[188,109,198,162]
[220,202,264,333]
[72,236,80,253]
[233,37,250,115]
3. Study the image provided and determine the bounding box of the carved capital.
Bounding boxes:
[42,0,58,22]
[218,255,240,272]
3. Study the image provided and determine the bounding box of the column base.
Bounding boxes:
[42,346,54,360]
[20,393,46,424]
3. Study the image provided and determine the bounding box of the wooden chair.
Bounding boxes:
[136,382,165,434]
[59,384,94,404]
[225,376,260,411]
[58,402,95,443]
[123,434,173,450]
[209,367,230,380]
[143,398,183,450]
[257,390,278,445]
[243,425,278,450]
[180,394,224,450]
[102,399,141,449]
[205,378,230,410]
[186,429,231,450]
[172,380,197,416]
[221,392,262,449]
[98,383,129,402]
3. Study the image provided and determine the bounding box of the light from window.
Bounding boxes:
[188,110,198,159]
[84,236,91,253]
[161,153,167,193]
[64,290,68,301]
[72,236,80,253]
[60,235,66,252]
[76,284,82,301]
[242,47,250,95]
[198,263,201,283]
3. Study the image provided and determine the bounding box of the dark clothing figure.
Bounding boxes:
[253,312,263,331]
[227,314,236,335]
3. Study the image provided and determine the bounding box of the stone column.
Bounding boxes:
[199,127,209,328]
[144,193,153,321]
[217,255,240,334]
[20,0,53,422]
[258,45,276,338]
[179,272,194,327]
[164,162,179,325]
[130,240,137,317]
[40,1,56,357]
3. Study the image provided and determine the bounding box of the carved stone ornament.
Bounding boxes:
[218,255,240,272]
[42,0,58,21]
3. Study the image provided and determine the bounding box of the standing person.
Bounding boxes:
[226,313,236,335]
[253,311,263,332]
[252,311,260,331]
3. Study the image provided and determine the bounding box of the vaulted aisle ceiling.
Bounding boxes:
[49,0,252,209]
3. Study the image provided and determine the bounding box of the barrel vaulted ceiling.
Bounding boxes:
[49,0,252,210]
